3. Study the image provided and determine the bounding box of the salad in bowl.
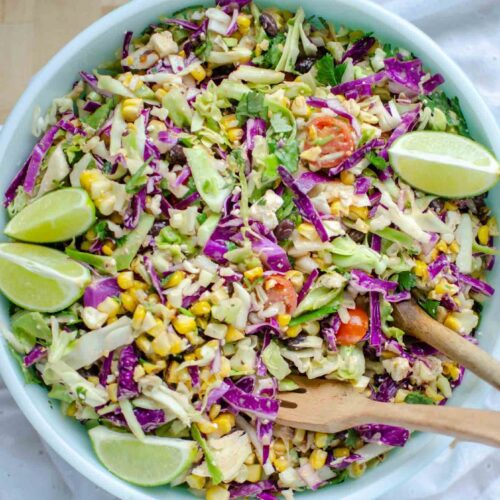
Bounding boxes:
[0,1,498,499]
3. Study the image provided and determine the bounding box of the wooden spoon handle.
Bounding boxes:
[362,401,500,447]
[393,301,500,390]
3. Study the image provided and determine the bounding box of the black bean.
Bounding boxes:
[259,13,278,37]
[274,219,295,241]
[295,57,316,74]
[346,228,365,244]
[168,144,186,165]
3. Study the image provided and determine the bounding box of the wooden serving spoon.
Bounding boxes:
[392,300,500,390]
[277,376,500,446]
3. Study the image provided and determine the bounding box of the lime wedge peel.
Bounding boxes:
[389,131,499,198]
[0,243,90,312]
[4,188,95,243]
[89,426,198,487]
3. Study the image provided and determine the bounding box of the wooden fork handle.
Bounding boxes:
[363,401,500,447]
[393,301,500,390]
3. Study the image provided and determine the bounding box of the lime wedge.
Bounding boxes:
[389,131,499,198]
[89,426,198,487]
[0,243,90,312]
[5,188,95,243]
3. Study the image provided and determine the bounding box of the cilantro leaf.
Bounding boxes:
[94,220,108,241]
[366,150,388,170]
[254,33,286,69]
[420,91,470,137]
[398,271,417,291]
[404,392,434,405]
[345,428,360,448]
[194,40,212,62]
[418,298,440,319]
[269,136,299,174]
[236,91,268,125]
[81,96,118,130]
[270,113,293,134]
[315,54,346,86]
[125,158,153,194]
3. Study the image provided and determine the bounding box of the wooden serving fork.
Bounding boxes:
[277,376,500,447]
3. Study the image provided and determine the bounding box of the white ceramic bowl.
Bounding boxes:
[0,1,499,499]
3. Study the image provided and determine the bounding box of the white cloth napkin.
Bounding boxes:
[1,0,499,498]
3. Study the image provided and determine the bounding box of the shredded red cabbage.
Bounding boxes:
[102,407,166,432]
[83,277,121,308]
[23,344,47,367]
[356,423,409,447]
[328,138,384,177]
[117,345,139,399]
[341,36,376,64]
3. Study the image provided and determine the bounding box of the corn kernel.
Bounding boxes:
[424,385,444,402]
[143,360,166,375]
[273,438,287,455]
[237,14,251,34]
[85,229,96,241]
[298,222,317,240]
[122,98,143,122]
[102,242,115,256]
[148,317,165,337]
[221,114,239,130]
[224,325,242,343]
[151,330,170,357]
[293,428,305,444]
[170,338,185,355]
[132,305,146,329]
[196,420,218,434]
[414,260,428,278]
[209,404,221,421]
[434,279,448,295]
[79,170,101,191]
[173,315,197,335]
[165,270,185,288]
[244,266,264,281]
[155,88,167,100]
[277,314,291,328]
[191,301,211,316]
[436,240,449,253]
[310,449,328,470]
[442,361,460,381]
[120,292,137,313]
[135,334,152,355]
[314,432,329,448]
[190,64,206,82]
[394,388,409,403]
[349,462,366,478]
[285,270,304,290]
[117,271,134,290]
[449,240,460,253]
[444,201,457,211]
[133,280,149,290]
[213,413,235,435]
[227,127,244,143]
[219,357,231,378]
[206,485,229,500]
[286,325,302,338]
[246,464,262,483]
[478,225,490,245]
[244,452,256,465]
[273,456,289,473]
[333,447,350,459]
[444,314,461,332]
[66,402,77,417]
[97,296,120,316]
[107,383,118,402]
[349,205,368,220]
[186,473,206,490]
[340,170,355,185]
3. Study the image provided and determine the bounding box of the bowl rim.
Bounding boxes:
[0,1,499,499]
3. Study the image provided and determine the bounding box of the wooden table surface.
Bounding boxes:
[0,0,128,122]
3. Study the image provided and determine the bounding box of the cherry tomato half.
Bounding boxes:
[265,275,298,315]
[336,307,369,346]
[305,115,355,169]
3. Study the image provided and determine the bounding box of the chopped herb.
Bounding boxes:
[404,392,434,405]
[366,151,388,170]
[315,54,346,86]
[115,235,127,247]
[196,212,208,225]
[345,428,360,448]
[194,40,213,62]
[178,307,195,317]
[81,96,118,130]
[398,271,417,291]
[420,91,470,137]
[268,136,299,174]
[94,221,108,241]
[329,469,349,485]
[102,161,114,175]
[236,91,268,125]
[270,113,293,134]
[418,298,440,319]
[8,346,43,385]
[76,386,87,400]
[254,33,286,69]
